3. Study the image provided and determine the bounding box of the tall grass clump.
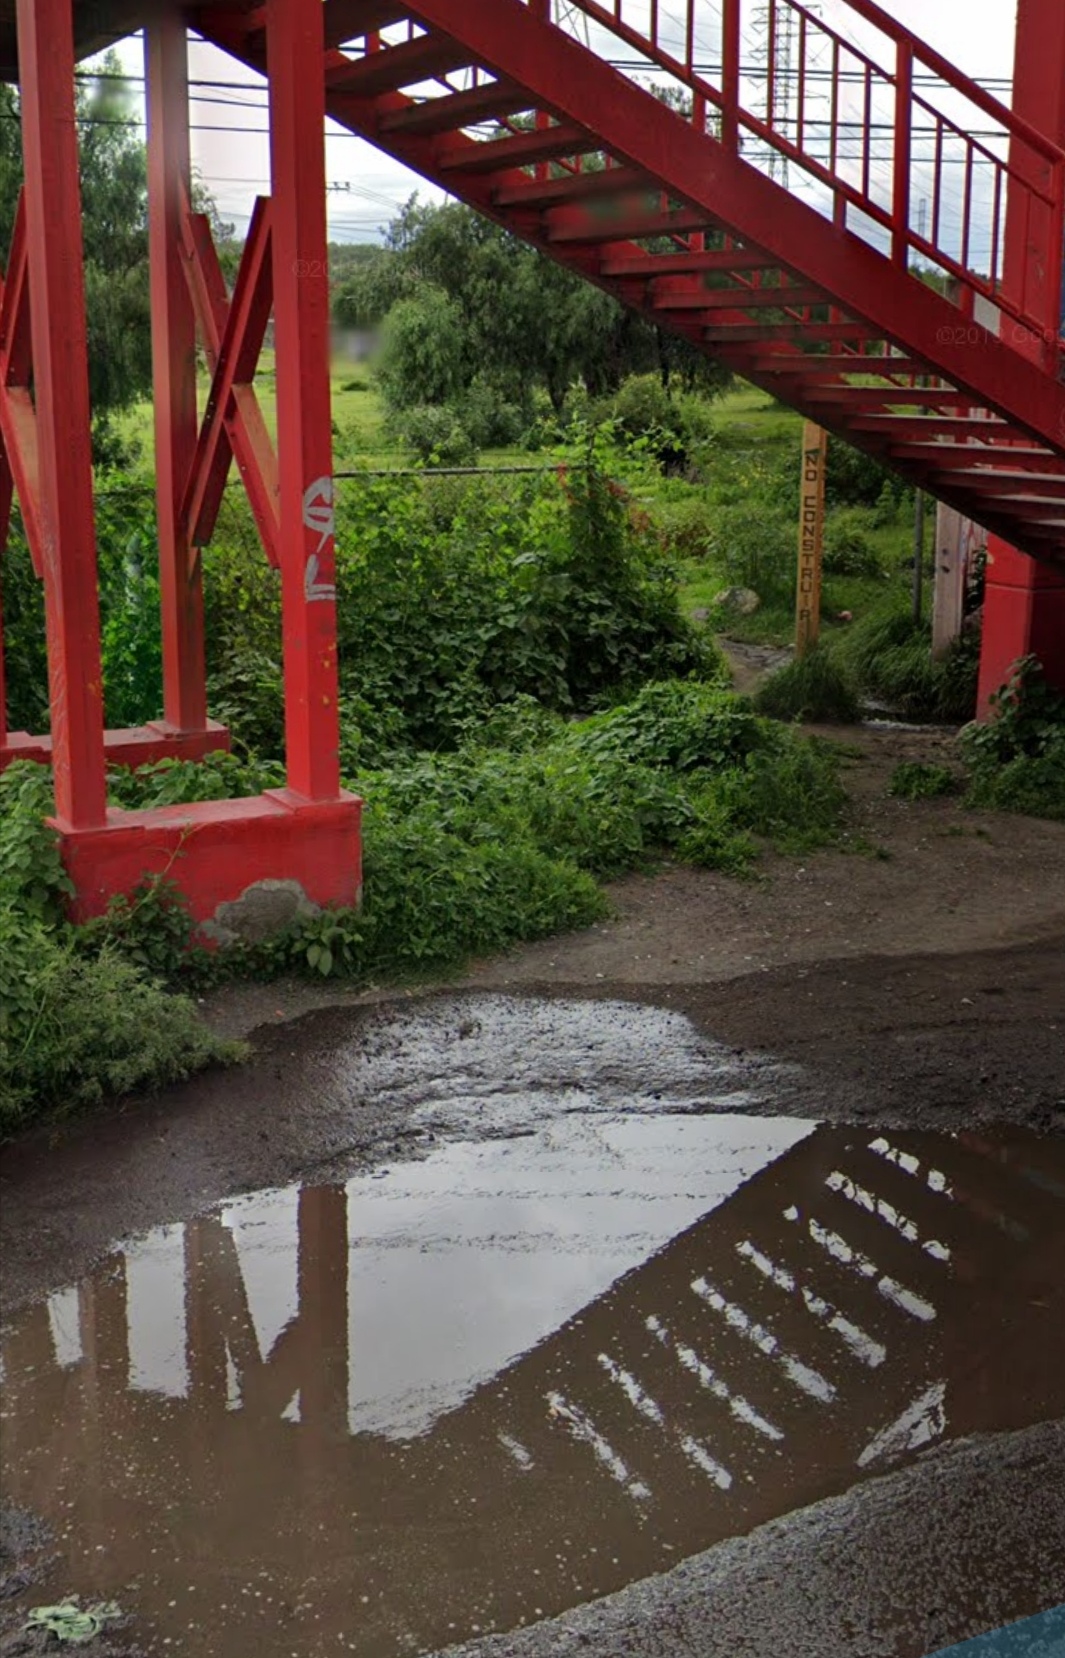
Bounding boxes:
[832,609,978,722]
[753,649,861,724]
[0,763,241,1131]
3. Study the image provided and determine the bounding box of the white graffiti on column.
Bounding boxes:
[302,475,337,603]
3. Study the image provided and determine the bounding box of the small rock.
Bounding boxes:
[712,585,761,616]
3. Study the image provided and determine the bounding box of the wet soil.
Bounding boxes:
[3,1109,1063,1658]
[1,723,1064,1658]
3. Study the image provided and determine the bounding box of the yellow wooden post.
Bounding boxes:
[796,422,827,657]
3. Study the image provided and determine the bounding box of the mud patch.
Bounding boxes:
[3,1112,1063,1658]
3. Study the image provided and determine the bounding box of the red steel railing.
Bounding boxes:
[542,0,1065,349]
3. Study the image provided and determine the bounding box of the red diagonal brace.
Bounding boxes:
[180,195,280,567]
[0,194,44,575]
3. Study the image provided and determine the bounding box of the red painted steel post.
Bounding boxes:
[892,40,913,269]
[15,0,107,828]
[977,0,1065,712]
[721,0,740,153]
[0,457,10,747]
[146,14,208,734]
[267,0,342,802]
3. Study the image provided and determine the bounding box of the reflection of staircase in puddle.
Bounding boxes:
[3,1124,1063,1658]
[437,1125,1065,1568]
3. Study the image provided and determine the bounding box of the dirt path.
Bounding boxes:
[193,723,1065,1137]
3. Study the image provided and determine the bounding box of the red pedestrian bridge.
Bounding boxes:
[0,0,1062,923]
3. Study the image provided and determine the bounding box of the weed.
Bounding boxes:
[963,657,1065,820]
[888,761,958,800]
[831,609,977,721]
[753,650,861,724]
[0,765,240,1130]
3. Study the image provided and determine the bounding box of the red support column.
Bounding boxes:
[145,15,209,737]
[267,0,343,802]
[15,0,106,827]
[978,0,1065,712]
[0,452,11,749]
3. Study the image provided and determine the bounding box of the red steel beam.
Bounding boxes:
[15,0,106,829]
[599,248,781,276]
[146,15,208,733]
[267,0,342,802]
[891,443,1065,471]
[493,165,647,209]
[0,196,45,574]
[182,198,278,564]
[326,30,469,97]
[655,285,827,311]
[181,200,280,566]
[978,0,1065,707]
[438,122,597,176]
[378,79,531,135]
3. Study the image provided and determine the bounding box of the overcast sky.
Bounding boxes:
[113,1,1021,243]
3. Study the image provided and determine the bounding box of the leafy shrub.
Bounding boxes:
[96,498,163,726]
[107,750,281,809]
[391,404,479,467]
[458,376,526,449]
[0,922,235,1127]
[324,453,720,752]
[963,657,1065,820]
[0,768,238,1129]
[889,761,957,800]
[824,508,883,577]
[652,495,717,560]
[707,504,796,606]
[753,649,861,723]
[825,440,901,509]
[0,764,72,922]
[376,288,468,411]
[591,374,718,473]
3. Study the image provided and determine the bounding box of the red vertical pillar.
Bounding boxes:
[0,457,11,748]
[267,0,342,801]
[15,0,106,826]
[146,15,208,734]
[977,0,1065,712]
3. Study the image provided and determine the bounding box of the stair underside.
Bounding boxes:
[193,0,1065,568]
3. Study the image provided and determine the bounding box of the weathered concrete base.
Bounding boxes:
[201,877,321,947]
[58,788,361,924]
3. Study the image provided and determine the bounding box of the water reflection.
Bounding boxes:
[2,1116,1063,1658]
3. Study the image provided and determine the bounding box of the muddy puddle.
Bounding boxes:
[2,1110,1064,1657]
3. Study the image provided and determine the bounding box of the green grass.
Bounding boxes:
[753,648,862,724]
[117,352,543,475]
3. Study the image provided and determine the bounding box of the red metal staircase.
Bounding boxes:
[3,0,1063,926]
[194,0,1065,570]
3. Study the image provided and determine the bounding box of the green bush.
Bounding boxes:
[825,440,902,510]
[0,916,233,1128]
[651,495,717,561]
[753,649,861,724]
[707,504,796,606]
[324,454,721,752]
[391,404,479,467]
[888,761,957,800]
[963,657,1065,820]
[0,763,239,1129]
[824,508,883,577]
